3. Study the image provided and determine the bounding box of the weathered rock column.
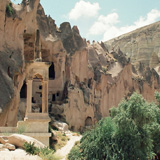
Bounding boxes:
[42,80,48,113]
[26,79,33,115]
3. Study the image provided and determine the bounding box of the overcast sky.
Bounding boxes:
[12,0,160,42]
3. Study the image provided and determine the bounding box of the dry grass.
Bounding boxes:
[53,131,70,150]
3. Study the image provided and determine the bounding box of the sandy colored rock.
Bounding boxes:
[0,134,45,149]
[0,144,5,150]
[3,143,16,151]
[105,21,160,67]
[52,121,69,132]
[51,130,57,141]
[0,148,9,152]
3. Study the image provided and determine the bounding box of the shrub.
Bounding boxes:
[39,147,55,160]
[68,92,160,160]
[23,142,39,155]
[80,117,116,160]
[68,145,81,160]
[110,93,155,160]
[23,142,60,160]
[6,3,14,17]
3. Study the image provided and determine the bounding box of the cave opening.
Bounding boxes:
[88,78,92,88]
[85,117,92,126]
[32,97,36,103]
[39,85,42,90]
[18,81,27,121]
[49,62,55,79]
[52,94,56,101]
[20,81,27,98]
[71,126,75,131]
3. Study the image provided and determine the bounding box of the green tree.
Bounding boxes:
[110,93,156,159]
[68,145,81,160]
[148,92,160,158]
[68,92,160,160]
[68,117,117,160]
[80,117,117,160]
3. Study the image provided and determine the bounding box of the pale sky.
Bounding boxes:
[12,0,160,42]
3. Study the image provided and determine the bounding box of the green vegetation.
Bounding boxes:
[23,142,60,160]
[68,92,160,160]
[68,142,81,160]
[39,147,58,160]
[23,142,39,155]
[6,3,14,17]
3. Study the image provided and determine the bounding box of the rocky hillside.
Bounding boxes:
[0,0,159,132]
[104,21,160,68]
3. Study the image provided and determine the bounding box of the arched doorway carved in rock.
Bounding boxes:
[19,80,27,120]
[85,116,92,127]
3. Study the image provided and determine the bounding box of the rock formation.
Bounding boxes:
[0,0,159,132]
[0,134,43,160]
[104,21,160,67]
[0,134,45,149]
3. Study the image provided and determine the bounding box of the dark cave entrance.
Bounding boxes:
[19,81,27,121]
[20,82,27,98]
[52,94,56,101]
[85,117,92,126]
[49,62,55,79]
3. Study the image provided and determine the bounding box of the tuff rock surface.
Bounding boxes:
[0,134,45,148]
[0,0,159,131]
[104,21,160,68]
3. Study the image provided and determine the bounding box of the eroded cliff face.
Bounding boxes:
[104,21,160,68]
[63,41,159,131]
[0,0,159,131]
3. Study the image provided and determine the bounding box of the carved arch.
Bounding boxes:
[33,73,43,80]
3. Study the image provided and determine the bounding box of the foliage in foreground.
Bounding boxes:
[68,142,81,160]
[23,142,60,160]
[68,92,160,160]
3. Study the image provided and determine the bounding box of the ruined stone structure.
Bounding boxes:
[20,29,51,146]
[0,29,51,146]
[0,0,160,134]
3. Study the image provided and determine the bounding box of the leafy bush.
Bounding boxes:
[80,117,116,160]
[6,3,14,17]
[68,92,160,160]
[23,142,60,160]
[110,93,155,160]
[23,142,39,155]
[68,144,81,160]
